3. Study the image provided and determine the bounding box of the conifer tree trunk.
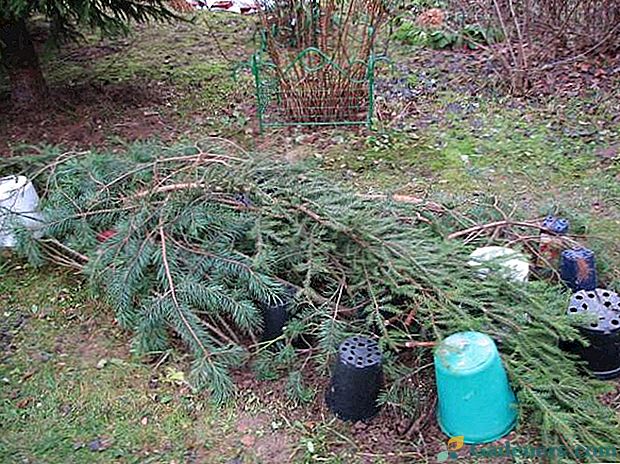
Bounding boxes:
[0,18,48,107]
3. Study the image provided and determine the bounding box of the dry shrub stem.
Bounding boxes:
[257,0,389,122]
[450,0,620,94]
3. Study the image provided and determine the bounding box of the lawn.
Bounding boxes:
[1,6,620,464]
[1,261,419,463]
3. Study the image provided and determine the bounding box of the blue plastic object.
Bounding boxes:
[435,332,518,444]
[560,248,597,292]
[542,215,569,234]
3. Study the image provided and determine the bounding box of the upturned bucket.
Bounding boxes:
[564,288,620,379]
[435,331,517,444]
[326,336,383,421]
[560,248,597,292]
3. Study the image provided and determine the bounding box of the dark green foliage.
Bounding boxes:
[11,141,620,458]
[0,0,179,106]
[286,370,316,405]
[0,0,177,39]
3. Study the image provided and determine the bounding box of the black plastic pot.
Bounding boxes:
[560,248,597,292]
[260,288,296,342]
[564,288,620,379]
[325,336,383,421]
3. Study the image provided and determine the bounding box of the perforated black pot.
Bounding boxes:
[563,289,620,379]
[325,336,383,421]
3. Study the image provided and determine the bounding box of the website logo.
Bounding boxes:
[435,436,617,462]
[436,436,464,462]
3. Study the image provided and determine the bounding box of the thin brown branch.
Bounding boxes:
[40,238,89,263]
[132,182,209,199]
[404,341,437,348]
[449,219,552,240]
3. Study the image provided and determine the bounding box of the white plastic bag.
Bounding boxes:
[468,246,529,283]
[0,175,45,247]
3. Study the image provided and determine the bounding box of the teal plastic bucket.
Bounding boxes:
[435,331,517,444]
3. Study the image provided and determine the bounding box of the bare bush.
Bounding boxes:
[449,0,620,94]
[255,0,390,124]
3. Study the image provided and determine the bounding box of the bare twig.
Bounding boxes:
[40,238,89,263]
[359,194,445,212]
[405,394,437,438]
[404,341,437,348]
[132,182,209,199]
[449,219,549,240]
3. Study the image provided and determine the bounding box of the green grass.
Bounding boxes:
[0,261,413,463]
[331,93,618,194]
[0,263,198,463]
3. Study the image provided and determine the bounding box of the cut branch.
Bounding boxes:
[159,226,211,359]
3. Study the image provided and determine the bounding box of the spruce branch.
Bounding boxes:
[12,142,619,455]
[159,225,211,359]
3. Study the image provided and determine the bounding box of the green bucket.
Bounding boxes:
[434,331,518,444]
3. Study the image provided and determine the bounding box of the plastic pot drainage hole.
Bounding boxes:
[564,288,620,379]
[326,336,383,421]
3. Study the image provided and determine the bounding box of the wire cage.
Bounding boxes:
[251,46,378,131]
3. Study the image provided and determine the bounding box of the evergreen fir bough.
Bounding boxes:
[7,140,620,460]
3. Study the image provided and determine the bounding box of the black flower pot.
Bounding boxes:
[564,288,620,379]
[325,336,383,421]
[560,248,597,292]
[537,216,569,272]
[260,290,294,343]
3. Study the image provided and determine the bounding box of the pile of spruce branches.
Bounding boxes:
[6,140,619,460]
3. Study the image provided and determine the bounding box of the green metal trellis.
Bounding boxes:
[250,46,379,132]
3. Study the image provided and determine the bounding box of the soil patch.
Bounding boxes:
[224,366,439,463]
[0,80,179,157]
[52,309,131,367]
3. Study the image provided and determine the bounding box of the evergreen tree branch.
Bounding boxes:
[159,225,211,359]
[13,142,618,453]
